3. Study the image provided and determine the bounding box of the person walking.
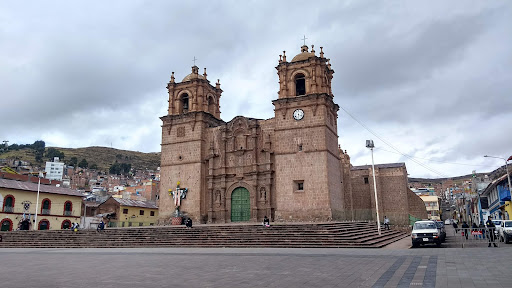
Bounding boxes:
[485,216,498,247]
[461,221,469,240]
[383,216,390,230]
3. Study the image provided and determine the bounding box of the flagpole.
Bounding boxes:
[33,172,43,230]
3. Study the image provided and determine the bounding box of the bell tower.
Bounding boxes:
[276,45,334,99]
[160,65,225,223]
[166,65,222,119]
[272,44,344,221]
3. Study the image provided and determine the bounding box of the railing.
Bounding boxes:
[449,227,500,248]
[3,206,14,213]
[64,210,73,216]
[41,209,51,215]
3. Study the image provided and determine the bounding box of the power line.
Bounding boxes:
[339,105,449,178]
[374,147,497,168]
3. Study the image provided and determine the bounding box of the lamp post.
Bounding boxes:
[484,155,512,203]
[366,140,381,235]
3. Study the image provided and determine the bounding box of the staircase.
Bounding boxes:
[0,222,408,248]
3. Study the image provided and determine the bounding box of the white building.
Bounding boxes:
[45,157,65,181]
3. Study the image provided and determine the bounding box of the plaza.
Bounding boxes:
[1,245,511,288]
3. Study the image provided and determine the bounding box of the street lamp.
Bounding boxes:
[33,171,43,230]
[484,155,512,204]
[366,140,381,235]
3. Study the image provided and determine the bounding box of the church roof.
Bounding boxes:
[291,45,315,62]
[351,163,406,170]
[182,73,205,82]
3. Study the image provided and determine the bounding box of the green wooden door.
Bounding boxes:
[231,187,250,222]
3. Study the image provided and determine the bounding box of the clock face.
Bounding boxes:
[293,109,304,120]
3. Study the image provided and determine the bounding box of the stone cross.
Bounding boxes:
[302,35,308,45]
[192,56,197,66]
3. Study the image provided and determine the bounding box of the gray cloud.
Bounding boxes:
[1,1,510,178]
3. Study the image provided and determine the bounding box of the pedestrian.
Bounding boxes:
[383,216,390,230]
[263,216,270,227]
[479,222,486,239]
[471,222,478,238]
[97,221,105,232]
[461,221,469,240]
[485,216,498,247]
[452,221,458,232]
[186,218,193,229]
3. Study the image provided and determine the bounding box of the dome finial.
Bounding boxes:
[282,51,286,62]
[203,67,207,79]
[320,47,324,58]
[311,44,315,55]
[170,72,175,83]
[279,54,282,63]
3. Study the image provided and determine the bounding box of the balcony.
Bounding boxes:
[64,210,73,216]
[41,209,51,215]
[3,206,14,213]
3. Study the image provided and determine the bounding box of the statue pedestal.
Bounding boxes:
[171,216,183,225]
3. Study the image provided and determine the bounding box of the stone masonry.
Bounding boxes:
[159,44,427,225]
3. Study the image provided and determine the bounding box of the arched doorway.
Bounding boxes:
[61,220,71,229]
[39,219,50,230]
[231,187,250,222]
[1,219,13,231]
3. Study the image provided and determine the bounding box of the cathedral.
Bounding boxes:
[159,44,427,225]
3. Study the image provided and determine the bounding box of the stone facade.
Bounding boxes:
[159,44,426,225]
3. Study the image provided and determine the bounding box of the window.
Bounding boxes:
[139,210,144,215]
[364,177,369,184]
[123,208,128,214]
[294,180,304,192]
[181,93,189,113]
[150,211,155,216]
[41,199,51,215]
[295,73,306,96]
[3,195,14,213]
[298,144,303,152]
[64,201,72,216]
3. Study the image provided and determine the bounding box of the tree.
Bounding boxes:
[78,158,88,168]
[45,147,65,160]
[32,140,45,163]
[90,163,98,170]
[67,157,78,167]
[109,162,121,175]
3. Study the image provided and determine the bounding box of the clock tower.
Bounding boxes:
[272,44,345,221]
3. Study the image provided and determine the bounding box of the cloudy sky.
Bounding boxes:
[1,1,511,178]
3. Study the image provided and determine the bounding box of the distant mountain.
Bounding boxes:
[0,146,161,172]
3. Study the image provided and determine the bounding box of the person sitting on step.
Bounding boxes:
[263,216,270,227]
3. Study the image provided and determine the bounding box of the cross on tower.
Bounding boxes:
[192,56,197,66]
[302,35,308,45]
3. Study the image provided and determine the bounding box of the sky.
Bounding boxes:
[1,1,511,179]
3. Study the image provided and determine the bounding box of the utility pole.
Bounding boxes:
[366,140,381,235]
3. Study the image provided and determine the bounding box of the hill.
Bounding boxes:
[0,146,161,172]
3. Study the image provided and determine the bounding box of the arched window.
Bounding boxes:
[61,220,71,229]
[1,218,13,231]
[39,219,50,230]
[64,201,73,216]
[3,195,14,213]
[41,199,51,215]
[295,73,306,96]
[181,93,189,113]
[207,95,216,115]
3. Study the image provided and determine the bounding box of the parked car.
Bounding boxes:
[435,221,446,242]
[499,220,512,244]
[411,220,441,248]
